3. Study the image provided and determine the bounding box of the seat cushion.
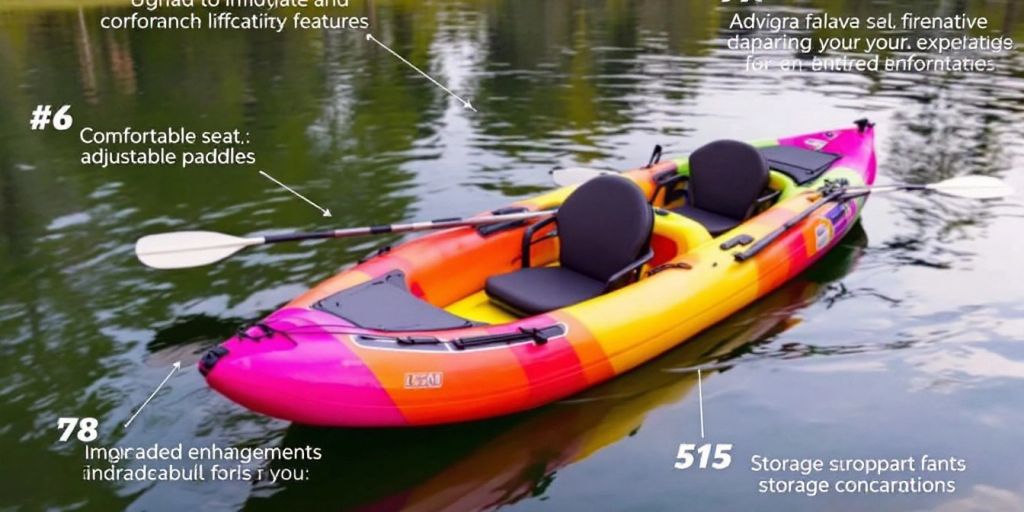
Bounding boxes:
[673,204,742,236]
[485,267,606,316]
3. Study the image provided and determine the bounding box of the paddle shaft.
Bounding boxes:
[733,187,848,262]
[730,174,1013,262]
[847,183,956,194]
[262,210,554,244]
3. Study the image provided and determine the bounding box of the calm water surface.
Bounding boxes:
[1,1,1023,510]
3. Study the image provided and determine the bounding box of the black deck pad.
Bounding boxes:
[759,145,841,185]
[313,271,479,331]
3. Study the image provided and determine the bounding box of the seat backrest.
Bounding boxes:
[688,140,769,220]
[557,175,654,282]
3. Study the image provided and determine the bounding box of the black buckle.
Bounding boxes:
[820,178,850,195]
[236,322,275,341]
[519,327,552,345]
[720,234,754,250]
[199,346,229,376]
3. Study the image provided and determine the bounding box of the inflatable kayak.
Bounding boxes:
[199,120,877,427]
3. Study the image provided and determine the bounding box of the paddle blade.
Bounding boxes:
[135,231,263,269]
[550,167,617,187]
[927,175,1014,199]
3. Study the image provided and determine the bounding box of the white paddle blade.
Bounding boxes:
[550,167,617,187]
[927,175,1014,199]
[135,231,263,269]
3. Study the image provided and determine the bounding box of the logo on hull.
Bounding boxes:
[404,372,444,389]
[807,218,835,256]
[814,222,831,250]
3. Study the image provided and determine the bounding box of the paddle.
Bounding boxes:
[136,210,554,270]
[139,174,1011,270]
[848,175,1014,200]
[733,184,848,262]
[554,166,1013,200]
[732,175,1014,262]
[549,167,617,187]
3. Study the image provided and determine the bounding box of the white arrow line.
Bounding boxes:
[124,361,180,429]
[259,170,332,217]
[697,368,705,439]
[366,33,477,112]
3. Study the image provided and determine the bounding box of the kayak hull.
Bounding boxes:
[203,123,876,427]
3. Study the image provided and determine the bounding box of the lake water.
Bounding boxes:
[1,1,1023,510]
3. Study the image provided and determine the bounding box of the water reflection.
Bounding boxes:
[243,229,866,511]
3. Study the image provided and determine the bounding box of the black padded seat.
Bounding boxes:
[485,267,606,315]
[673,205,743,235]
[486,175,654,316]
[673,140,769,236]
